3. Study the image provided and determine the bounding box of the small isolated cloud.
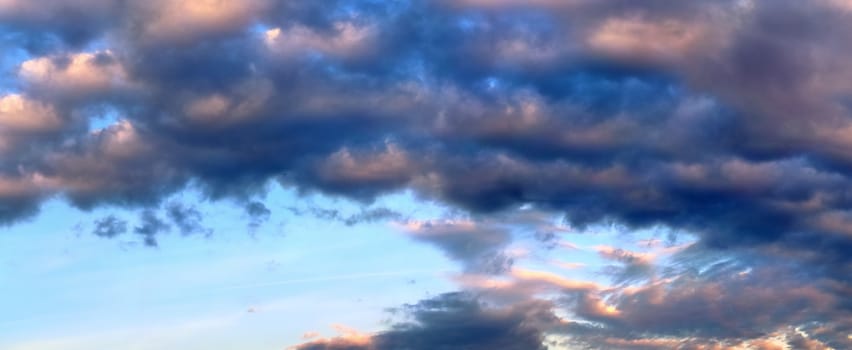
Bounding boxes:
[91,214,127,238]
[245,201,271,231]
[342,207,404,226]
[134,209,170,247]
[165,201,210,236]
[288,206,404,226]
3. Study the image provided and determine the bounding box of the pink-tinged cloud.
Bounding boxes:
[132,0,270,45]
[19,51,134,99]
[0,94,61,134]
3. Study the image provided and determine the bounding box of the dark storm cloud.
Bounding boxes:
[2,0,852,346]
[294,292,554,350]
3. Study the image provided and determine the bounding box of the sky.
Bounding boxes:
[0,0,851,349]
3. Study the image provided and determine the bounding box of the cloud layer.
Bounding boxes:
[2,0,852,348]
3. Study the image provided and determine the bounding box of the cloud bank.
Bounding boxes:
[2,0,851,348]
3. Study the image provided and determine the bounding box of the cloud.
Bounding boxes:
[0,94,63,157]
[596,245,657,284]
[342,207,404,226]
[18,51,132,100]
[91,214,127,238]
[165,201,210,236]
[312,143,417,199]
[39,119,183,210]
[0,94,61,133]
[244,200,271,231]
[1,1,852,346]
[565,251,848,348]
[0,174,52,224]
[288,206,404,226]
[292,292,555,350]
[581,264,833,339]
[134,209,170,247]
[0,0,122,51]
[129,0,270,45]
[299,243,849,349]
[400,219,514,274]
[264,21,376,61]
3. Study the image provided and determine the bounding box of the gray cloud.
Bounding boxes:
[165,201,210,236]
[92,214,127,238]
[134,209,170,247]
[294,292,554,350]
[244,200,271,231]
[402,219,514,274]
[343,207,404,226]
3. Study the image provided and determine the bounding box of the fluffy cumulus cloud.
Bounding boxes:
[2,0,852,348]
